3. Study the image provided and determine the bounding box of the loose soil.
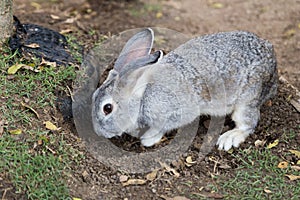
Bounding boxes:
[2,0,300,199]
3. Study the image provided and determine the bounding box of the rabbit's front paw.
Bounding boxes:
[217,129,250,151]
[140,136,162,147]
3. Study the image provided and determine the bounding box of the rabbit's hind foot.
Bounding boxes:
[216,104,260,151]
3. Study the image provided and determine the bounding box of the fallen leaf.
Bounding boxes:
[24,43,40,48]
[122,179,147,186]
[264,187,272,194]
[283,29,296,38]
[0,120,4,135]
[64,17,76,24]
[9,129,22,135]
[278,161,289,169]
[185,156,196,167]
[50,14,60,20]
[7,64,39,74]
[298,23,300,29]
[119,175,129,182]
[21,102,40,118]
[285,174,300,181]
[159,162,180,178]
[156,12,163,19]
[254,139,266,147]
[289,150,300,158]
[60,29,73,34]
[37,139,43,145]
[22,65,40,73]
[210,2,224,9]
[227,148,234,154]
[7,64,25,74]
[297,160,300,165]
[146,169,158,181]
[72,198,82,200]
[291,165,300,171]
[44,121,58,131]
[174,16,180,21]
[218,164,232,169]
[40,58,57,67]
[267,139,279,149]
[30,2,41,9]
[265,100,272,107]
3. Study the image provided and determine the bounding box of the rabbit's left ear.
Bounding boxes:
[114,28,154,73]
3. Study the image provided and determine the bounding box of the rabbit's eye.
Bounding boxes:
[103,103,113,115]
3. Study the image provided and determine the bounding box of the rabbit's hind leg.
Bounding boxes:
[216,104,260,151]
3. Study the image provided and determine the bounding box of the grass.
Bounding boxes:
[0,134,70,199]
[0,41,79,199]
[219,145,300,199]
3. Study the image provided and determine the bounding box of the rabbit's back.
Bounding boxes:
[159,31,277,108]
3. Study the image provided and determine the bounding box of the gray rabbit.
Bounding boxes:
[92,28,277,151]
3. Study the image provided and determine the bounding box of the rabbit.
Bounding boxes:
[91,28,278,151]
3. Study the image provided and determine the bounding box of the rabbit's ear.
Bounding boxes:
[119,50,163,77]
[114,28,154,72]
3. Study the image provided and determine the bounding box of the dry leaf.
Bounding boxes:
[289,150,300,158]
[50,14,60,20]
[210,2,224,9]
[122,179,147,186]
[219,164,231,169]
[64,17,76,24]
[227,148,234,154]
[40,58,57,67]
[297,160,300,165]
[291,165,300,171]
[21,102,40,118]
[264,187,272,194]
[60,29,73,34]
[285,174,300,181]
[254,139,266,147]
[159,162,180,178]
[44,121,58,131]
[0,120,4,135]
[9,129,22,135]
[21,65,40,73]
[72,198,82,200]
[267,139,279,149]
[278,161,289,169]
[284,29,296,38]
[146,169,158,181]
[30,2,41,9]
[37,139,43,146]
[119,175,129,182]
[185,156,196,167]
[156,12,163,19]
[265,100,272,107]
[24,43,40,48]
[298,23,300,29]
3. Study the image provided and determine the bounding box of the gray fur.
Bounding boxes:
[92,29,277,151]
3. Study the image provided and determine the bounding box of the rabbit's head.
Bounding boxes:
[92,28,163,138]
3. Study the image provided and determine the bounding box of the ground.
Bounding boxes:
[1,0,300,199]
